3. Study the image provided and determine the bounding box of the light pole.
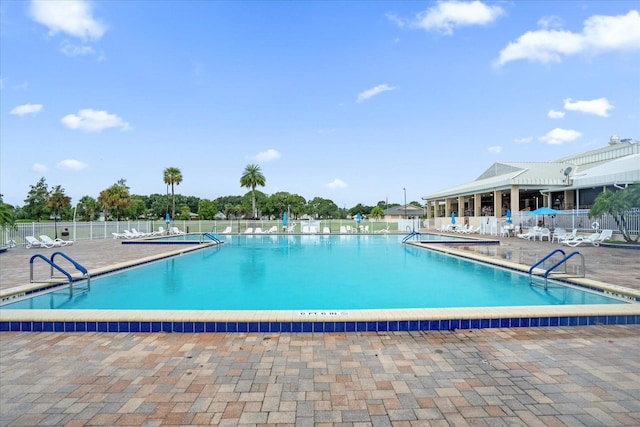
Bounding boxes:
[403,187,407,231]
[403,188,407,218]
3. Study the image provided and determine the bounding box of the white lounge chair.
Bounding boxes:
[220,226,233,234]
[557,229,577,245]
[517,229,536,240]
[254,227,264,234]
[244,227,254,234]
[465,226,480,234]
[595,229,613,245]
[565,230,613,247]
[130,228,149,237]
[562,232,601,247]
[122,230,139,239]
[302,225,310,234]
[376,226,390,234]
[25,236,48,249]
[538,228,551,241]
[323,227,331,234]
[551,228,566,243]
[112,231,127,239]
[171,227,185,235]
[339,226,347,233]
[39,235,73,247]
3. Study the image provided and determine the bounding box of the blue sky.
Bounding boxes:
[1,1,639,209]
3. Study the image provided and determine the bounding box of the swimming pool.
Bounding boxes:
[1,235,637,333]
[3,234,629,310]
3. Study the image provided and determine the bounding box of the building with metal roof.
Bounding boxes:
[422,136,639,224]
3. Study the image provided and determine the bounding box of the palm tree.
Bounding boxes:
[47,185,71,238]
[589,185,639,243]
[0,202,16,231]
[163,167,183,219]
[240,164,266,219]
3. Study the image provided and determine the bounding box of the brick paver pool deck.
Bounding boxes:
[1,234,639,426]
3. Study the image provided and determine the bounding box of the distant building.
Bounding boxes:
[383,204,424,220]
[422,136,639,222]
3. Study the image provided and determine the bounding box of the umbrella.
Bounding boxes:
[525,207,562,216]
[165,213,170,224]
[355,212,361,224]
[525,207,562,227]
[506,209,512,224]
[451,212,456,224]
[282,212,287,226]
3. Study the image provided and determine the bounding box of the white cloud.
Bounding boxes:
[539,128,581,145]
[390,1,504,35]
[60,41,96,57]
[252,149,280,162]
[547,109,565,119]
[356,84,396,103]
[61,109,131,132]
[514,136,533,144]
[563,97,614,117]
[537,15,563,30]
[10,103,44,116]
[325,178,347,189]
[57,159,88,170]
[30,0,106,40]
[32,163,48,172]
[495,10,640,67]
[488,145,502,153]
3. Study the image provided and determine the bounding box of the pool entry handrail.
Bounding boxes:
[201,233,222,244]
[29,252,90,295]
[528,249,566,275]
[30,254,72,284]
[402,231,421,243]
[529,249,585,290]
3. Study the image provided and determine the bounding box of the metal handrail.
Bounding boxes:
[30,254,72,284]
[528,249,566,279]
[50,252,90,291]
[543,251,585,289]
[202,233,222,244]
[402,231,421,243]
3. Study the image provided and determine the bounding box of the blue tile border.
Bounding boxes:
[1,314,637,333]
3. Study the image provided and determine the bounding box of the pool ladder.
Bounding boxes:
[528,249,585,290]
[402,231,421,243]
[29,251,90,295]
[201,233,222,244]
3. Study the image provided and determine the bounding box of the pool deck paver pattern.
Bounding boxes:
[1,233,639,426]
[1,326,639,426]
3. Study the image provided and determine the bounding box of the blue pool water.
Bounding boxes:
[4,235,623,310]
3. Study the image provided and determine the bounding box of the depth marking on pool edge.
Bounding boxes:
[298,311,349,317]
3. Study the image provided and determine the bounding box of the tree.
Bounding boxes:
[77,196,100,221]
[163,167,183,219]
[98,179,131,220]
[307,197,339,219]
[589,185,639,243]
[370,206,384,219]
[0,202,16,232]
[197,199,218,220]
[46,185,72,238]
[23,177,49,221]
[240,164,266,218]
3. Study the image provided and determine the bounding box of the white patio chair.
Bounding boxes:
[39,235,72,247]
[25,236,47,248]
